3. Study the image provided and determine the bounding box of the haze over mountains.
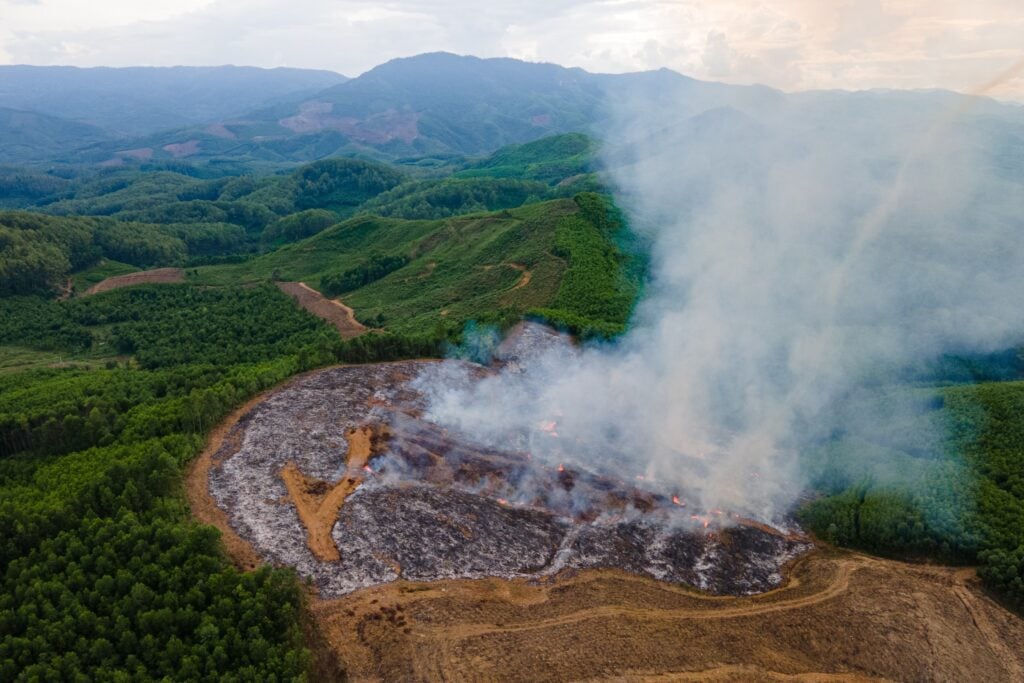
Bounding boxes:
[0,65,346,135]
[1,52,1022,170]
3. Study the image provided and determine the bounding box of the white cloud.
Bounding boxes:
[0,0,1021,100]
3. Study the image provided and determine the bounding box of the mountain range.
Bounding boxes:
[1,53,1021,169]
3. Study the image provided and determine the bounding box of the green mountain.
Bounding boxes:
[61,54,724,167]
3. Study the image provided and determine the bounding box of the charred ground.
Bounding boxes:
[203,353,810,598]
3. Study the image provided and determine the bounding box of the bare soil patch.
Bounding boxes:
[276,281,367,339]
[84,267,184,295]
[280,426,379,562]
[507,262,533,290]
[312,551,1024,682]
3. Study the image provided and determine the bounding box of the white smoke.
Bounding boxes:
[417,79,1024,523]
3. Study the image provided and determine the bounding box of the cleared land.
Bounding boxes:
[308,551,1024,682]
[84,267,184,295]
[275,281,367,339]
[188,361,1024,682]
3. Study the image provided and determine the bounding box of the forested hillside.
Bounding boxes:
[0,131,643,679]
[800,373,1024,609]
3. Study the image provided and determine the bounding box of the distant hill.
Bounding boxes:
[260,52,611,156]
[0,65,348,137]
[62,53,748,167]
[0,108,112,162]
[6,53,1022,172]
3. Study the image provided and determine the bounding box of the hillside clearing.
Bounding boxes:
[84,267,184,295]
[275,281,367,339]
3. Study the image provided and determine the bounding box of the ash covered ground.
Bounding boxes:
[208,324,812,597]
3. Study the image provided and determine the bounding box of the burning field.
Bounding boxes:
[188,324,1024,680]
[202,326,810,599]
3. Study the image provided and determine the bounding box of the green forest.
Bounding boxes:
[0,135,642,680]
[1,128,1023,680]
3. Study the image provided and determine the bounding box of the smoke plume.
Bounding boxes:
[417,80,1024,523]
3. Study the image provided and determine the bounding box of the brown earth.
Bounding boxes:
[116,147,153,161]
[278,103,420,144]
[187,371,1024,682]
[276,281,367,339]
[280,426,379,562]
[205,123,237,139]
[162,139,200,157]
[310,551,1024,682]
[507,262,533,291]
[84,267,185,295]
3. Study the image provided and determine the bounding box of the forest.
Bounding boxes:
[1,128,1023,680]
[0,134,637,680]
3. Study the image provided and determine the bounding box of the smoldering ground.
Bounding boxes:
[416,80,1024,524]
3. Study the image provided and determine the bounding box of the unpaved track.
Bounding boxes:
[413,556,861,641]
[276,281,367,339]
[84,267,184,295]
[613,666,889,681]
[952,568,1024,682]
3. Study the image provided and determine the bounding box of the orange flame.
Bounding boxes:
[557,463,565,473]
[690,514,710,529]
[497,498,508,505]
[539,420,559,437]
[672,495,684,506]
[362,465,373,474]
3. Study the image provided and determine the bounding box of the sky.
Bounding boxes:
[1,0,1022,101]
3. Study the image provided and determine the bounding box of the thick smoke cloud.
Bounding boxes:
[417,82,1024,523]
